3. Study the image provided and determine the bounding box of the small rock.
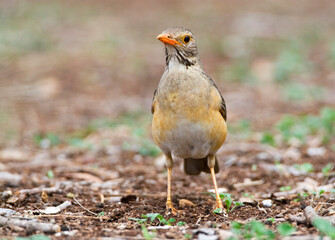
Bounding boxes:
[284,147,301,161]
[116,223,127,230]
[179,199,195,208]
[0,208,18,217]
[306,147,326,157]
[198,234,218,240]
[256,152,271,161]
[165,231,175,239]
[239,197,257,205]
[1,190,12,201]
[0,172,22,187]
[262,199,272,208]
[219,230,234,239]
[109,196,122,203]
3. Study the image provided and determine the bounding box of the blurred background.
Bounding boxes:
[0,0,334,150]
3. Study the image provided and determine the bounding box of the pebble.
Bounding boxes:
[262,199,273,208]
[0,208,18,217]
[306,147,326,157]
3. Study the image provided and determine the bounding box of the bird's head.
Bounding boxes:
[157,27,199,68]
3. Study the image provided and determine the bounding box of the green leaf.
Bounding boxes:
[293,163,314,173]
[312,217,335,238]
[280,186,292,192]
[142,213,160,223]
[46,169,54,179]
[177,221,186,226]
[322,163,334,177]
[231,221,243,235]
[168,218,176,223]
[261,132,276,146]
[141,224,156,240]
[129,218,147,224]
[250,221,275,240]
[213,208,223,214]
[277,222,296,236]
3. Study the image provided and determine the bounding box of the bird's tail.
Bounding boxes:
[184,156,219,175]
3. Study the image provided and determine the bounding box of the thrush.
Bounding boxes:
[152,27,227,214]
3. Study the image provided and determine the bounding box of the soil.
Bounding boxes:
[0,0,334,239]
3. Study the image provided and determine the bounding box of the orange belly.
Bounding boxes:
[152,108,227,158]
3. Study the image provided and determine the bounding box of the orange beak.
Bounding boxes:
[157,33,181,46]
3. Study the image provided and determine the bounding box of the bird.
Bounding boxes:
[151,27,227,215]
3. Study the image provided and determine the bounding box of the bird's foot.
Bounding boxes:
[166,200,182,215]
[213,199,227,217]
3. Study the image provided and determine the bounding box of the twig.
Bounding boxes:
[304,206,335,225]
[73,197,97,216]
[36,214,109,220]
[233,180,264,189]
[0,216,60,233]
[17,187,62,195]
[39,200,72,214]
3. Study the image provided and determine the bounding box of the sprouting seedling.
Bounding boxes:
[208,192,244,213]
[129,213,178,226]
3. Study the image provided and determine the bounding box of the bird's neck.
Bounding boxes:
[166,55,198,70]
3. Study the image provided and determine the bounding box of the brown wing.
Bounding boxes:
[151,89,157,114]
[202,71,227,121]
[219,93,227,121]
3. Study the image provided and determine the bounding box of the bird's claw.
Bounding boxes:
[213,200,228,217]
[166,200,182,215]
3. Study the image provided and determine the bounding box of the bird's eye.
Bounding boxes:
[183,35,191,44]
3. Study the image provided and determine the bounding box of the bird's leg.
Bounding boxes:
[165,154,180,215]
[208,155,226,214]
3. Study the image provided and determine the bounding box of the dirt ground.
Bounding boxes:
[0,0,334,239]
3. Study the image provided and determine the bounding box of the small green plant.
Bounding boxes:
[261,132,276,146]
[230,220,275,240]
[98,211,105,217]
[275,107,335,145]
[266,218,276,224]
[280,186,292,192]
[129,213,177,226]
[141,225,156,240]
[277,222,296,236]
[177,221,187,226]
[33,133,60,148]
[312,217,335,239]
[230,221,295,239]
[209,193,244,213]
[293,163,314,174]
[322,163,334,177]
[46,169,54,179]
[184,233,192,239]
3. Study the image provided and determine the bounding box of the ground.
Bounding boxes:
[0,0,334,239]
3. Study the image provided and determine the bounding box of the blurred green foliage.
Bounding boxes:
[32,111,160,156]
[293,163,314,174]
[228,119,252,140]
[282,83,326,102]
[221,59,257,84]
[275,107,335,145]
[261,132,276,146]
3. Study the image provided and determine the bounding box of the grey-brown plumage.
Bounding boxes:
[152,27,228,213]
